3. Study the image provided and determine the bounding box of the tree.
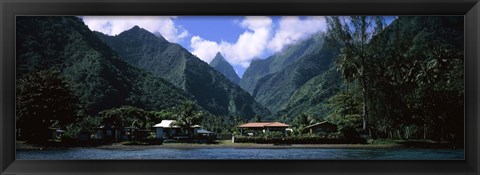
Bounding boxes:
[16,69,79,143]
[173,101,204,137]
[251,114,262,122]
[292,113,316,134]
[98,106,149,129]
[326,91,363,139]
[326,16,385,131]
[359,16,464,141]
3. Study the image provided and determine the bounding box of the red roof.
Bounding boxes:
[238,122,289,128]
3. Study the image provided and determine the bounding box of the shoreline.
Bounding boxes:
[95,142,404,150]
[17,140,461,151]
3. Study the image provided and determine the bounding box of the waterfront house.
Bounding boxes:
[304,121,337,135]
[48,127,65,140]
[135,129,155,140]
[94,125,122,140]
[153,120,181,139]
[238,122,290,136]
[153,120,216,140]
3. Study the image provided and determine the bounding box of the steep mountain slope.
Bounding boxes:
[16,16,192,115]
[240,36,323,94]
[209,52,241,85]
[278,66,343,120]
[280,16,463,122]
[241,33,340,114]
[96,28,270,118]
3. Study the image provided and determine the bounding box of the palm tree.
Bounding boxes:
[326,16,385,131]
[174,101,204,138]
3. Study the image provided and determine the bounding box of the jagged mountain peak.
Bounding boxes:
[211,52,226,64]
[119,25,169,44]
[209,52,241,85]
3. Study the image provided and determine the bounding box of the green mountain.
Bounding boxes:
[241,33,340,115]
[240,36,321,94]
[96,28,270,119]
[16,16,193,115]
[278,66,343,120]
[209,52,241,85]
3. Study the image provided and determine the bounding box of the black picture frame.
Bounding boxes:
[1,0,479,174]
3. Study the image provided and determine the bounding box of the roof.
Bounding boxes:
[153,120,179,128]
[153,120,203,128]
[196,129,215,134]
[238,122,289,128]
[305,121,336,129]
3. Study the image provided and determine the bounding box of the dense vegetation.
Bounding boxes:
[16,16,193,143]
[240,33,341,121]
[16,17,192,115]
[16,69,80,143]
[324,16,464,143]
[209,52,241,85]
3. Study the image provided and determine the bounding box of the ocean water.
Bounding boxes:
[16,147,464,160]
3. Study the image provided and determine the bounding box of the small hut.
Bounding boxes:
[304,121,337,135]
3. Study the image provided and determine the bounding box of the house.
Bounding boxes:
[134,129,155,140]
[48,127,65,140]
[94,125,122,140]
[153,120,216,140]
[123,127,137,140]
[153,120,181,139]
[304,121,337,135]
[238,122,290,136]
[194,128,217,141]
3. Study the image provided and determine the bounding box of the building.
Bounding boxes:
[304,121,337,135]
[48,127,65,140]
[153,120,181,139]
[238,122,290,136]
[153,120,215,140]
[94,125,122,140]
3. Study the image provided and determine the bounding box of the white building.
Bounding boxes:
[153,120,215,140]
[153,120,180,139]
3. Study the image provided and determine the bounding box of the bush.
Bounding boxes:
[234,135,366,144]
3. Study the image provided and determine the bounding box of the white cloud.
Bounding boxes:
[190,16,272,68]
[191,16,327,70]
[190,36,221,64]
[268,16,327,52]
[81,16,188,43]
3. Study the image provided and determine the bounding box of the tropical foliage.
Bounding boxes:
[325,16,463,142]
[16,69,80,143]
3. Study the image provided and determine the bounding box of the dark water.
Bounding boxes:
[17,147,464,160]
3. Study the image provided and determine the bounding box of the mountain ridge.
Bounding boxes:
[16,16,193,115]
[96,27,271,118]
[240,33,340,115]
[209,52,241,85]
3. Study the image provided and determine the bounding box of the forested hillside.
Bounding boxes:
[96,28,270,119]
[241,33,340,118]
[16,16,192,115]
[324,16,463,142]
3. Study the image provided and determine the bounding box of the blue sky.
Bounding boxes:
[82,16,395,77]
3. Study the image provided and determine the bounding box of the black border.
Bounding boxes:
[1,0,479,174]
